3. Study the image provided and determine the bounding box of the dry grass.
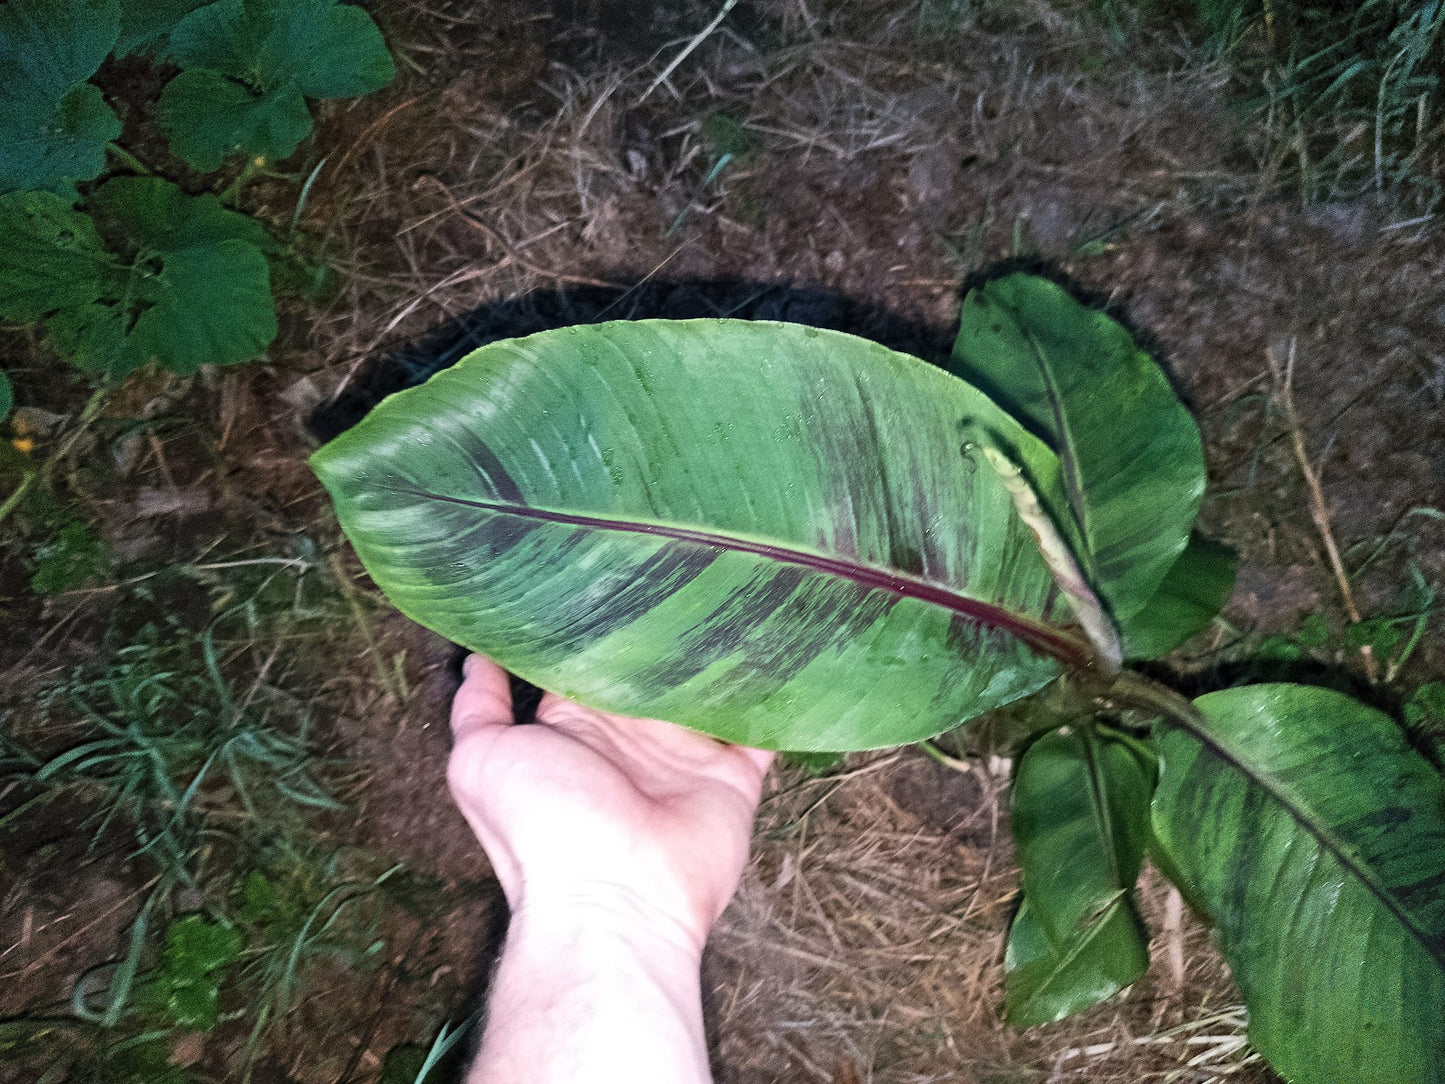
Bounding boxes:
[707,752,1262,1083]
[300,0,1249,389]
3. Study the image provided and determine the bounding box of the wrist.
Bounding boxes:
[508,886,710,966]
[475,885,713,1084]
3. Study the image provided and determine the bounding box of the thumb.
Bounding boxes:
[450,654,515,742]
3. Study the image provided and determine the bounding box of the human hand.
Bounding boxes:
[447,655,774,958]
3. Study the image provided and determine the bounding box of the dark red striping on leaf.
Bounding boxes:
[701,582,898,697]
[541,542,723,652]
[629,565,812,689]
[473,513,542,557]
[1167,722,1445,969]
[396,489,1090,666]
[435,422,527,505]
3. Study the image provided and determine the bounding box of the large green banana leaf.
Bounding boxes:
[313,320,1094,750]
[949,274,1205,644]
[1006,726,1152,1025]
[1153,685,1445,1083]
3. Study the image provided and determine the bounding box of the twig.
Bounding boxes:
[1162,883,1185,993]
[332,925,429,1084]
[917,740,972,774]
[636,0,739,105]
[105,142,155,175]
[592,242,692,320]
[416,175,621,288]
[52,555,313,597]
[0,468,35,527]
[0,872,162,979]
[331,96,425,179]
[1266,340,1378,681]
[0,387,108,531]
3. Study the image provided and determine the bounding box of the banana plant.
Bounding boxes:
[312,273,1445,1084]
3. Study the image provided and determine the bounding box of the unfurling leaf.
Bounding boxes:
[312,320,1096,751]
[1006,726,1152,1025]
[977,443,1121,669]
[1153,685,1445,1084]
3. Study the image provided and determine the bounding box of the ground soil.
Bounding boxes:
[3,1,1443,1082]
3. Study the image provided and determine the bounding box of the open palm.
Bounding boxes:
[448,655,774,952]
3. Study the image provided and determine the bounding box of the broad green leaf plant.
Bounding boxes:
[313,273,1445,1084]
[157,0,395,172]
[0,0,394,396]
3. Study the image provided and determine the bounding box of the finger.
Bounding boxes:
[737,746,776,776]
[450,653,515,741]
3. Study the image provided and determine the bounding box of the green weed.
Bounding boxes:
[668,111,764,236]
[381,1013,479,1084]
[28,515,109,595]
[1253,566,1438,682]
[0,554,382,1081]
[0,0,394,404]
[914,0,985,35]
[1404,681,1445,762]
[19,627,336,871]
[0,609,341,1049]
[26,913,242,1082]
[129,914,244,1032]
[1102,0,1444,207]
[231,846,402,1078]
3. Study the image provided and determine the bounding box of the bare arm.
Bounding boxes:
[447,656,773,1084]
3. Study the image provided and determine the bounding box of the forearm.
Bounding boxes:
[470,901,711,1084]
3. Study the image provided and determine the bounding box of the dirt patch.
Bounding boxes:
[0,833,145,1021]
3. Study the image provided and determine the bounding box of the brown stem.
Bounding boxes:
[1103,669,1208,732]
[1266,340,1378,682]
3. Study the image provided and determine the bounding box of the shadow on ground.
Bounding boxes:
[308,279,960,443]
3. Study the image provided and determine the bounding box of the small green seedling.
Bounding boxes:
[28,515,109,594]
[132,914,244,1031]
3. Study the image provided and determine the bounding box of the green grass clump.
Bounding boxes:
[0,562,360,1080]
[1111,0,1444,207]
[11,626,336,873]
